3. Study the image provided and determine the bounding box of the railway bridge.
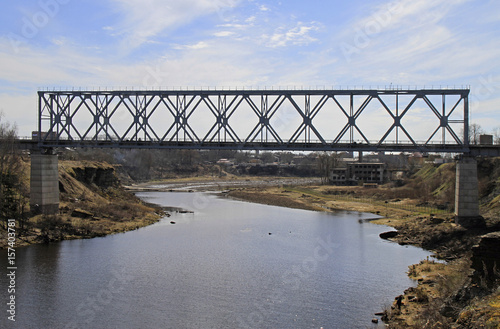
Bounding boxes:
[21,87,499,227]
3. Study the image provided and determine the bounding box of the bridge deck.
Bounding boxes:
[18,139,469,152]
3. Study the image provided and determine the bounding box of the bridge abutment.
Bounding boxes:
[30,152,59,215]
[455,157,484,228]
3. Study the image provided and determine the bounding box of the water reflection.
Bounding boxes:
[0,192,431,329]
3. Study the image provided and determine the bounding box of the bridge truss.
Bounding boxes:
[38,88,470,153]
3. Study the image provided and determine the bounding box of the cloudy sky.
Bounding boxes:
[1,0,499,137]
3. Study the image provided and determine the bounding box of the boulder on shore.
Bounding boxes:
[379,231,398,239]
[71,208,94,219]
[470,232,500,286]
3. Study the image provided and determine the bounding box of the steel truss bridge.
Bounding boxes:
[35,88,472,153]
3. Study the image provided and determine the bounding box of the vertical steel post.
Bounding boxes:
[37,92,42,144]
[396,93,399,144]
[305,95,310,143]
[349,94,354,143]
[442,94,446,143]
[464,93,469,147]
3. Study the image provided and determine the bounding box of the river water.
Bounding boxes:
[1,192,432,329]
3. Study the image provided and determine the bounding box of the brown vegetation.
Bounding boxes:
[0,160,163,249]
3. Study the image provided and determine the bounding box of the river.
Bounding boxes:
[1,191,432,329]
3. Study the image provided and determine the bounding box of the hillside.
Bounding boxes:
[0,160,163,248]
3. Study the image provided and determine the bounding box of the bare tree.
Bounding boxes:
[317,152,340,184]
[234,151,250,164]
[0,112,25,225]
[260,152,275,164]
[469,123,483,145]
[493,127,500,145]
[0,112,19,175]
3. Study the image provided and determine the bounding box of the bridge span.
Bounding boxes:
[36,88,470,153]
[27,88,487,228]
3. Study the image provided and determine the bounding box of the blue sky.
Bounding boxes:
[1,0,500,137]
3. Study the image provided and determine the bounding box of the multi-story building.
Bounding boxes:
[347,162,386,184]
[329,162,386,185]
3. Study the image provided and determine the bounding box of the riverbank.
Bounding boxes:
[226,184,500,328]
[0,161,165,249]
[3,164,499,326]
[125,176,321,192]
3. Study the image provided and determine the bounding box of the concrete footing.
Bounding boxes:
[455,157,485,228]
[30,153,59,215]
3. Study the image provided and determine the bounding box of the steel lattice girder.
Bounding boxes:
[37,89,470,153]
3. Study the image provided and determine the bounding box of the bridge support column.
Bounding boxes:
[30,152,59,215]
[455,157,484,228]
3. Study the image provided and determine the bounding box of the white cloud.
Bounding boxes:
[264,22,320,48]
[173,41,210,50]
[333,0,499,82]
[218,23,251,30]
[214,31,236,37]
[109,0,240,48]
[51,37,68,47]
[245,16,256,23]
[350,0,470,35]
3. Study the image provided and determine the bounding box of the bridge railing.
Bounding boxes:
[38,85,472,92]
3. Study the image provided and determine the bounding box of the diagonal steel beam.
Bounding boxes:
[286,95,326,144]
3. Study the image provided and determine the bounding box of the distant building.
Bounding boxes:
[329,162,386,185]
[480,134,493,145]
[330,168,348,184]
[348,162,386,184]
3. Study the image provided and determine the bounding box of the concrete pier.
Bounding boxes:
[455,157,484,228]
[30,153,59,215]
